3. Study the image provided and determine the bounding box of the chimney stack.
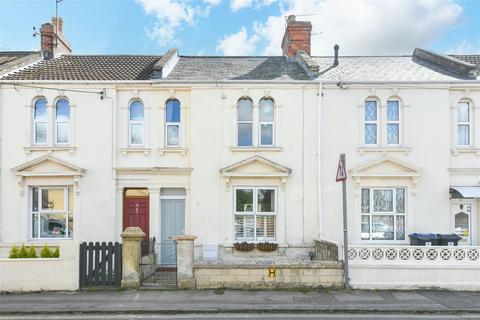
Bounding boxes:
[40,17,72,60]
[281,15,312,60]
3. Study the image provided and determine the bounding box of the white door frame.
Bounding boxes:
[450,199,476,246]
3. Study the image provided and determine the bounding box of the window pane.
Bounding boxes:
[259,98,274,121]
[256,215,275,240]
[387,124,399,144]
[396,188,405,213]
[238,123,252,146]
[235,215,244,239]
[56,99,70,120]
[32,213,39,238]
[129,101,144,120]
[458,102,469,122]
[34,99,47,119]
[166,99,180,122]
[130,123,143,145]
[396,215,405,240]
[458,125,470,145]
[41,188,65,210]
[68,213,74,238]
[361,215,370,240]
[167,125,180,146]
[373,190,393,212]
[372,215,394,240]
[238,98,252,121]
[365,101,377,121]
[361,189,370,213]
[32,187,38,212]
[234,215,255,240]
[35,122,47,144]
[260,123,273,146]
[257,189,275,212]
[56,122,69,143]
[40,213,66,238]
[68,187,73,211]
[236,189,253,212]
[387,101,399,121]
[365,124,377,144]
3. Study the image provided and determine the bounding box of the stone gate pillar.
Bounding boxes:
[174,235,197,289]
[121,227,146,289]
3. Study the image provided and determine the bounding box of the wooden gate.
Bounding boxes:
[79,242,122,288]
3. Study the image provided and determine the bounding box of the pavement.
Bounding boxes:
[0,289,479,316]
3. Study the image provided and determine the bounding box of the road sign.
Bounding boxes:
[336,153,347,182]
[336,153,350,290]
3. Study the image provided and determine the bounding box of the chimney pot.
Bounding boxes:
[281,15,312,60]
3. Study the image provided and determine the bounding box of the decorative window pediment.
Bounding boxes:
[351,156,423,180]
[12,155,85,178]
[220,155,291,184]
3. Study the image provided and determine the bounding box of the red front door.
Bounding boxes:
[123,195,149,239]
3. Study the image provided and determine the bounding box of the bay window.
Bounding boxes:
[361,187,406,241]
[31,186,73,239]
[234,187,276,242]
[457,101,471,146]
[165,99,181,147]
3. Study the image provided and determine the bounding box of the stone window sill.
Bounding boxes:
[451,148,480,156]
[357,147,411,155]
[158,148,188,155]
[24,146,76,154]
[230,147,283,152]
[120,147,151,155]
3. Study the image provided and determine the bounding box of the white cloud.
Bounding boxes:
[136,0,217,46]
[230,0,253,11]
[216,26,260,55]
[221,0,463,56]
[447,39,480,54]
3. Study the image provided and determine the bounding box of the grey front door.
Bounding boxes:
[160,199,185,265]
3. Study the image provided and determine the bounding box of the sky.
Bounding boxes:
[0,0,479,56]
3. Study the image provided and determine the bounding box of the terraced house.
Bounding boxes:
[0,16,479,291]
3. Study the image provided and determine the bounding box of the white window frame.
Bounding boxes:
[30,186,73,240]
[364,100,378,145]
[237,98,253,147]
[165,99,181,147]
[233,186,277,242]
[54,99,70,145]
[457,101,471,147]
[33,98,48,145]
[258,98,275,147]
[360,187,406,242]
[386,100,401,146]
[129,100,144,146]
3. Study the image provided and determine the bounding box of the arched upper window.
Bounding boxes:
[386,100,400,145]
[165,99,180,147]
[129,100,144,146]
[55,99,70,144]
[364,99,378,145]
[457,101,471,146]
[237,98,253,147]
[259,98,274,146]
[33,98,48,144]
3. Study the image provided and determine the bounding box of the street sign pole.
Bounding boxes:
[336,153,350,290]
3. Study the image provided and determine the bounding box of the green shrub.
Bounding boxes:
[18,244,28,258]
[52,247,60,258]
[40,244,52,258]
[27,245,37,258]
[9,245,19,258]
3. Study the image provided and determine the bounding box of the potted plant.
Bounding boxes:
[257,242,278,252]
[234,242,255,252]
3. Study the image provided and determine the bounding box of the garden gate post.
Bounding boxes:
[174,235,197,289]
[121,227,146,289]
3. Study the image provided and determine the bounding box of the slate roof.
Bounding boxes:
[1,52,479,82]
[0,51,37,65]
[313,55,480,81]
[450,55,480,66]
[2,55,162,81]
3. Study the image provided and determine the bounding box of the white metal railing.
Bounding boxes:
[348,245,480,263]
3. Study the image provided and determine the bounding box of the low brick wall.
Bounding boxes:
[0,241,79,292]
[194,261,344,289]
